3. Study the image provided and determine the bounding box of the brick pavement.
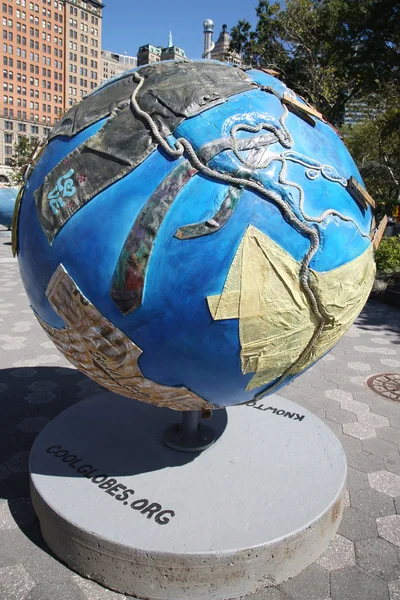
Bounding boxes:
[0,224,399,600]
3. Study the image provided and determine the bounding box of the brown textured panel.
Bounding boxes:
[282,93,324,121]
[347,176,376,210]
[372,215,388,250]
[39,264,216,411]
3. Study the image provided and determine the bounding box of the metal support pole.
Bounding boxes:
[163,409,216,453]
[182,410,200,438]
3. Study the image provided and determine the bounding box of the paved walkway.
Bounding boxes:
[0,225,399,600]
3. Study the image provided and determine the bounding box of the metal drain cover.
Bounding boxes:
[367,373,400,402]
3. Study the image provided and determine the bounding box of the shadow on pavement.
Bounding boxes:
[0,366,227,562]
[0,367,91,499]
[30,391,228,480]
[0,366,93,562]
[355,299,400,342]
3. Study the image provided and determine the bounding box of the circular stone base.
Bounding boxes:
[30,392,347,600]
[163,421,216,452]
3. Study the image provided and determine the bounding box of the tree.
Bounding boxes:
[341,83,400,213]
[374,237,400,273]
[230,0,400,125]
[9,135,39,186]
[230,20,254,60]
[230,3,285,71]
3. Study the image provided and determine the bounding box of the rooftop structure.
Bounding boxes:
[210,24,241,66]
[137,43,161,66]
[137,33,185,67]
[202,20,242,66]
[101,50,137,84]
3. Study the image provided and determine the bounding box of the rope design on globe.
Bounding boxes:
[129,71,366,399]
[229,111,293,158]
[229,125,370,241]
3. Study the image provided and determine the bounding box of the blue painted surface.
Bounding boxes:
[176,85,370,271]
[0,188,18,228]
[17,65,374,407]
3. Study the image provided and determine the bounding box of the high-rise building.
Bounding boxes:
[101,49,136,84]
[0,0,66,177]
[65,0,102,107]
[343,100,370,125]
[0,0,104,181]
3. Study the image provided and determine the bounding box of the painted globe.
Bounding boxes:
[14,60,376,411]
[0,187,18,228]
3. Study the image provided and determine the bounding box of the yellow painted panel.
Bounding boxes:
[208,226,375,391]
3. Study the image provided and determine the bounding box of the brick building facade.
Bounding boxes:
[66,0,102,108]
[0,0,103,180]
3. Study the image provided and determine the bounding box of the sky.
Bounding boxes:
[101,0,258,60]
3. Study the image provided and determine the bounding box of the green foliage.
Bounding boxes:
[375,237,400,273]
[341,83,400,211]
[230,0,400,125]
[9,135,38,186]
[230,0,400,220]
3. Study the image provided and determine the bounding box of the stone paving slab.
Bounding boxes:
[0,226,400,600]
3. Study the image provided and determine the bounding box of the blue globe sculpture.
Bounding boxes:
[0,187,18,228]
[14,60,376,411]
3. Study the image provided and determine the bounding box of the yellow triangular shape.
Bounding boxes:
[208,226,375,390]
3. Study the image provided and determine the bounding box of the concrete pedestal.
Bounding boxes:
[30,392,347,600]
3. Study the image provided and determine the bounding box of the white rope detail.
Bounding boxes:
[230,122,370,242]
[129,71,366,400]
